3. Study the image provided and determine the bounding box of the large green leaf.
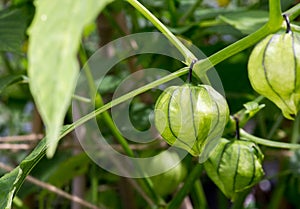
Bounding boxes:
[0,5,32,52]
[28,0,112,157]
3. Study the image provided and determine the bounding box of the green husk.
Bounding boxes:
[154,84,229,158]
[204,138,264,201]
[248,31,300,119]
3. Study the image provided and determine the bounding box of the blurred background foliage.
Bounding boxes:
[0,0,300,208]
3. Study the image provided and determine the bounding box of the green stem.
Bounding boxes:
[217,191,229,209]
[284,3,300,21]
[230,190,249,209]
[167,0,178,26]
[95,95,135,157]
[79,43,97,94]
[291,23,300,33]
[126,0,197,64]
[72,95,91,103]
[191,179,208,209]
[291,114,300,144]
[267,178,285,209]
[266,115,284,139]
[240,129,300,149]
[268,0,283,30]
[195,24,270,76]
[257,111,268,138]
[166,164,203,209]
[79,44,135,156]
[91,164,98,204]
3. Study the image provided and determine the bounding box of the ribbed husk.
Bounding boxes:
[154,84,229,158]
[204,138,264,201]
[248,31,300,119]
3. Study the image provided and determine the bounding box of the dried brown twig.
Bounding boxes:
[0,134,44,142]
[0,144,34,150]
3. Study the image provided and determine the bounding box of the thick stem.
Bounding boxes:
[230,190,249,209]
[291,114,300,144]
[194,24,270,76]
[191,179,208,209]
[268,0,283,31]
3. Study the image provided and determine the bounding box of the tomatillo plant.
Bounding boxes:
[3,1,300,209]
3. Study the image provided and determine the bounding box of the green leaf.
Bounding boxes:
[218,11,268,34]
[28,0,112,157]
[0,5,32,52]
[0,72,26,94]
